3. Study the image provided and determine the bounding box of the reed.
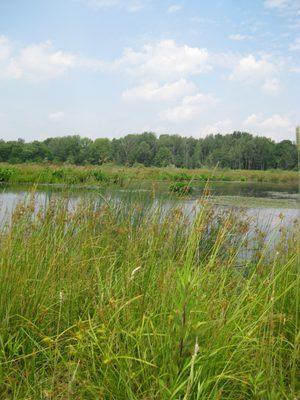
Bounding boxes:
[0,193,298,399]
[0,163,298,186]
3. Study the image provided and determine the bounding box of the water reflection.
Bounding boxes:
[0,184,298,237]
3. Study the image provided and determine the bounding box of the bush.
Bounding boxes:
[52,169,64,180]
[0,167,14,182]
[92,170,110,183]
[111,173,125,186]
[169,181,193,195]
[172,172,191,181]
[197,174,209,181]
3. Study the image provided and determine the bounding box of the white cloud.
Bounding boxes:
[260,114,291,130]
[229,54,281,93]
[119,40,210,80]
[49,111,65,122]
[0,59,23,79]
[289,37,300,51]
[244,113,261,126]
[290,66,300,73]
[0,38,104,81]
[229,34,247,41]
[19,41,76,80]
[230,54,275,83]
[262,77,280,93]
[201,119,233,136]
[122,79,196,101]
[161,92,218,122]
[80,0,144,12]
[83,0,119,7]
[168,4,182,13]
[264,0,288,9]
[243,113,293,140]
[264,0,300,16]
[0,35,11,61]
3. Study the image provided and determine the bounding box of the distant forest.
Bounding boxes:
[0,132,298,170]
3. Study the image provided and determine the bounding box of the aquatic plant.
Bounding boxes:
[92,170,110,183]
[0,194,298,399]
[169,181,193,194]
[0,163,298,186]
[0,167,14,183]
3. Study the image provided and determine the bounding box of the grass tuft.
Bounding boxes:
[0,193,298,399]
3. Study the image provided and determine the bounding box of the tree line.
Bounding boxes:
[0,132,297,170]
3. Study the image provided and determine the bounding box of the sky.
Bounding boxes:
[0,0,299,142]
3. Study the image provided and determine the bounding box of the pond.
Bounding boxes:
[0,182,298,238]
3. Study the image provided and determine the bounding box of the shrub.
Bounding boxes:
[198,174,209,181]
[111,173,125,186]
[92,170,110,183]
[52,169,64,180]
[0,167,14,182]
[169,181,193,195]
[172,172,191,181]
[217,175,233,181]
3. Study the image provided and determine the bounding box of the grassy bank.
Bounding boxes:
[0,195,298,399]
[0,163,298,187]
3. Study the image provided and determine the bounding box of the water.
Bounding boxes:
[0,183,298,236]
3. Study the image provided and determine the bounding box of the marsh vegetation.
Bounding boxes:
[0,163,298,188]
[0,192,298,399]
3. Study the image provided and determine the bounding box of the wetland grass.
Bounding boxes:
[0,163,298,187]
[0,194,298,399]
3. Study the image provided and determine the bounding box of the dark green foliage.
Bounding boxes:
[0,132,297,170]
[172,172,191,181]
[0,167,14,182]
[52,169,64,179]
[92,170,110,182]
[169,182,193,195]
[198,174,209,181]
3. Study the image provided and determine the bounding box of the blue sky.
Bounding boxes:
[0,0,299,142]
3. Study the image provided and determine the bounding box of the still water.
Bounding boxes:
[0,183,298,237]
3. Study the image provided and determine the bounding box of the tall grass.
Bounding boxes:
[0,194,298,399]
[0,163,298,186]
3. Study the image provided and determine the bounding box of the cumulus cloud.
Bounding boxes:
[118,40,210,80]
[122,79,196,101]
[289,37,300,51]
[201,119,233,136]
[260,114,291,130]
[0,35,11,61]
[168,4,182,13]
[264,0,300,16]
[161,92,218,122]
[19,41,76,80]
[229,54,280,93]
[264,0,289,9]
[229,34,248,41]
[243,113,293,140]
[230,54,275,82]
[79,0,144,12]
[49,111,65,122]
[262,77,280,93]
[0,37,104,81]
